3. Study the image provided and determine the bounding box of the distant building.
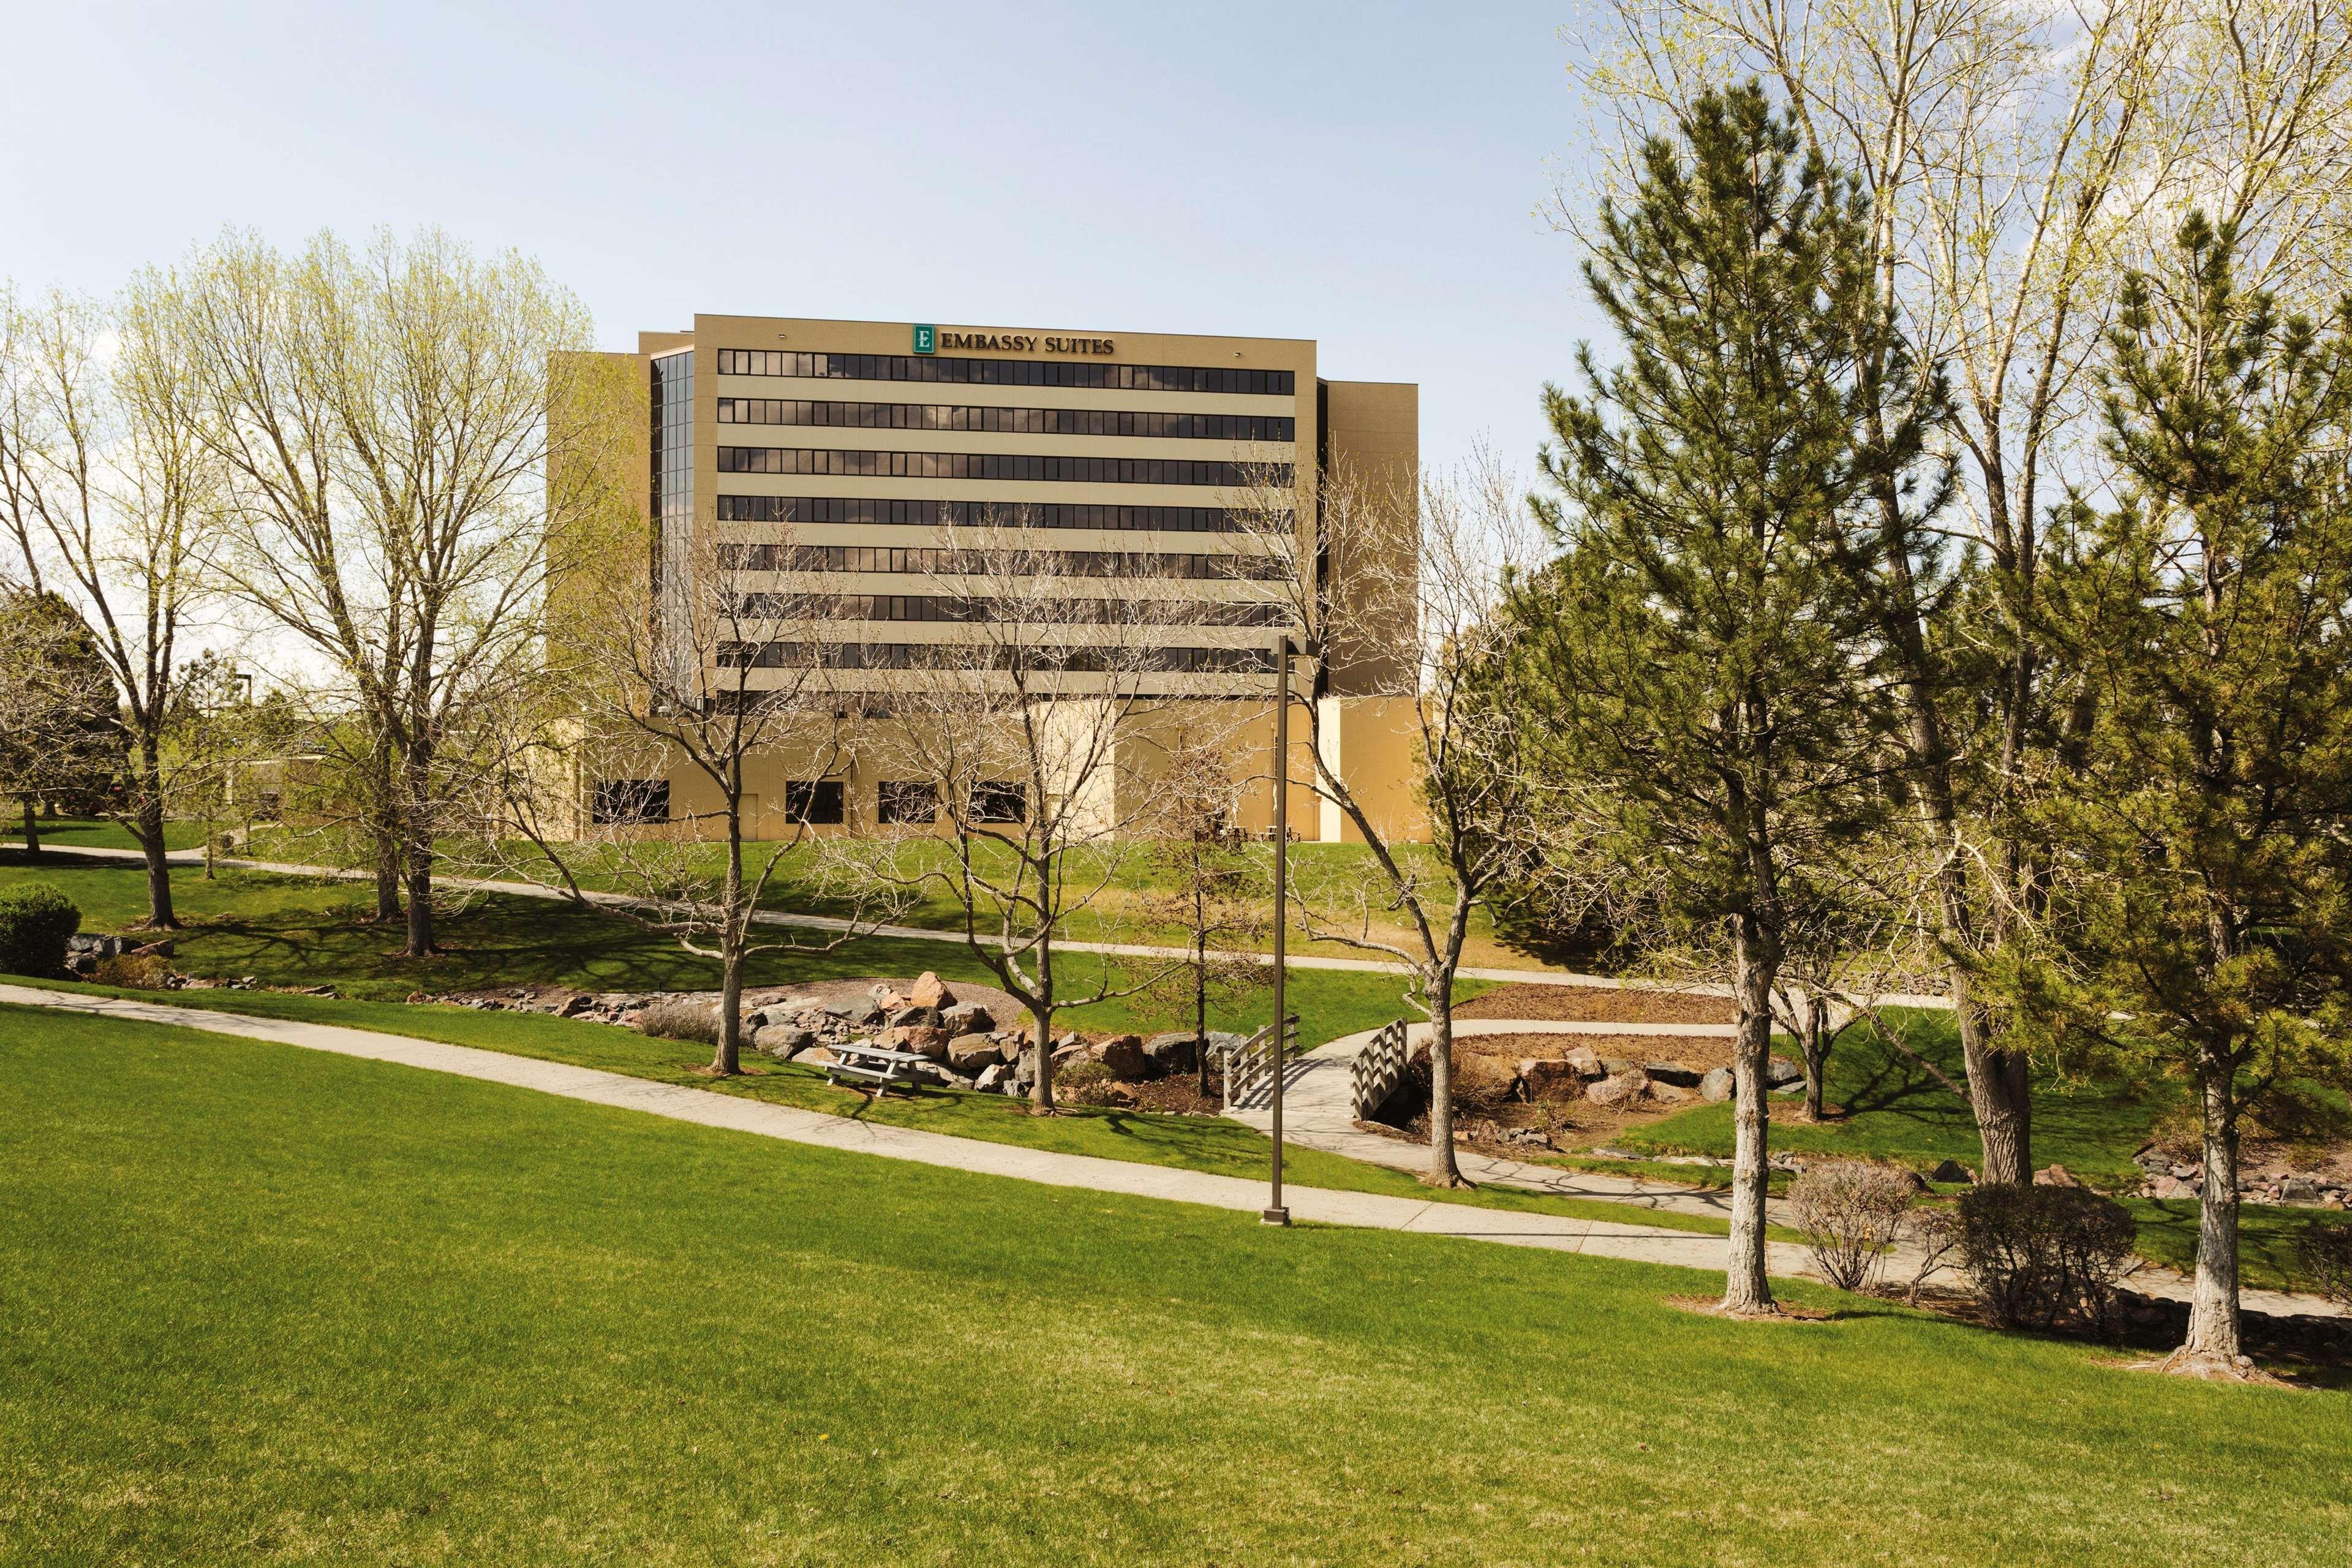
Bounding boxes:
[562,314,1424,842]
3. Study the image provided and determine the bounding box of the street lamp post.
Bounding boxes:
[1264,632,1297,1227]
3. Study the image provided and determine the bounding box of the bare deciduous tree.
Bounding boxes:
[0,279,223,924]
[1235,449,1547,1188]
[178,228,616,956]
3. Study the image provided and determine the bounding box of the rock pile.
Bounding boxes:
[2131,1145,2348,1208]
[1512,1050,1804,1109]
[409,971,1244,1103]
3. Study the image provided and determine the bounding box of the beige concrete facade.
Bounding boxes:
[568,314,1428,843]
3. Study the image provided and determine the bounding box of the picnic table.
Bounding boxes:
[825,1041,932,1093]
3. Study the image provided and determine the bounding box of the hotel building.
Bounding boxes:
[573,314,1423,842]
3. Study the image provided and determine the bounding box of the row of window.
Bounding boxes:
[714,348,1296,397]
[714,495,1281,534]
[714,398,1294,443]
[717,641,1276,674]
[590,777,1025,827]
[731,592,1289,628]
[716,542,1289,581]
[715,447,1291,488]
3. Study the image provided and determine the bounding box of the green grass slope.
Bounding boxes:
[2,1011,2342,1566]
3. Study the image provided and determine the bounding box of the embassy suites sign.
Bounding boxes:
[913,323,1114,356]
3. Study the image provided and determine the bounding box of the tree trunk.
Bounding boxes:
[1425,984,1467,1187]
[19,797,38,855]
[1868,478,2037,1187]
[401,742,435,957]
[134,786,178,930]
[1030,1008,1055,1112]
[1724,913,1777,1316]
[1194,930,1212,1098]
[711,941,744,1076]
[1959,991,2034,1185]
[373,818,402,923]
[2169,1062,2247,1374]
[1801,995,1828,1123]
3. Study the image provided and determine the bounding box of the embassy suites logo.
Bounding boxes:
[913,324,1115,356]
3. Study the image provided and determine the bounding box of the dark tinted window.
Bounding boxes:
[782,780,844,826]
[592,778,671,824]
[877,780,939,824]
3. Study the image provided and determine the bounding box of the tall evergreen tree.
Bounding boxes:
[2049,214,2352,1376]
[1517,83,1932,1313]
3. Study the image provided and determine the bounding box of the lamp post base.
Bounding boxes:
[1261,1207,1291,1226]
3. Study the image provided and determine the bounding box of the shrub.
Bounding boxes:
[1902,1205,1964,1305]
[0,882,81,978]
[1958,1183,2137,1334]
[91,952,170,989]
[2296,1219,2352,1308]
[635,997,718,1043]
[1788,1161,1916,1292]
[1056,1061,1121,1107]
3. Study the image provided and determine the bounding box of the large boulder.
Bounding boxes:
[910,971,956,1011]
[1587,1072,1648,1109]
[940,1001,995,1035]
[947,1034,1003,1072]
[1564,1047,1605,1080]
[1643,1060,1702,1088]
[888,1005,943,1030]
[786,1044,835,1068]
[1764,1056,1805,1088]
[1517,1058,1586,1102]
[973,1062,1011,1094]
[1097,1034,1151,1080]
[1699,1067,1735,1102]
[1927,1158,1973,1185]
[1143,1031,1200,1073]
[2034,1164,2081,1188]
[753,1023,815,1057]
[884,1025,951,1061]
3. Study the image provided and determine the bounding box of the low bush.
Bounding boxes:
[1056,1061,1121,1107]
[635,998,718,1043]
[1958,1183,2137,1335]
[1787,1161,1915,1292]
[0,882,81,978]
[90,952,171,989]
[1902,1205,1963,1305]
[2296,1219,2352,1307]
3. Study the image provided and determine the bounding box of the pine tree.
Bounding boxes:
[1518,83,1930,1313]
[2052,214,2352,1376]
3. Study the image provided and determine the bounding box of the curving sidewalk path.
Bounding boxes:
[0,982,1815,1283]
[1226,1019,2350,1321]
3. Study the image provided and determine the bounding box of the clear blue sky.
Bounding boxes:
[2,1,1607,475]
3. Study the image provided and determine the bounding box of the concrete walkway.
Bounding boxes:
[0,982,1815,1281]
[9,840,1956,1002]
[1230,1019,2348,1321]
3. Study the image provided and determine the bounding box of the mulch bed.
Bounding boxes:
[1455,982,1737,1027]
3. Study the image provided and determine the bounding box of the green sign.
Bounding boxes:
[913,323,936,355]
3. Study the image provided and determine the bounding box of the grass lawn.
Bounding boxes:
[4,1009,2343,1566]
[1,815,208,853]
[0,850,1472,1051]
[1616,1009,2168,1189]
[2122,1197,2351,1297]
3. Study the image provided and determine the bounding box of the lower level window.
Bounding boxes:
[970,781,1027,824]
[878,780,938,824]
[592,779,671,824]
[783,780,845,825]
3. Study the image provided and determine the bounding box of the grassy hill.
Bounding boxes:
[3,1008,2343,1566]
